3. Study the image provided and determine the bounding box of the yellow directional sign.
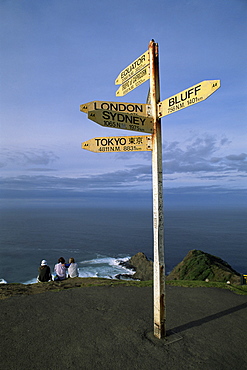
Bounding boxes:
[82,135,152,153]
[116,66,150,96]
[158,80,221,118]
[87,109,154,134]
[116,66,150,97]
[80,100,151,117]
[115,50,149,85]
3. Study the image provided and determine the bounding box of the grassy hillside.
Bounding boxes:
[167,250,241,284]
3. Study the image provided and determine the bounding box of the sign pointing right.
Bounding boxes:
[158,80,220,118]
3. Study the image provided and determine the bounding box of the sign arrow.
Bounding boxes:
[115,50,149,85]
[116,65,150,97]
[87,109,154,134]
[80,100,151,117]
[158,80,221,117]
[82,135,152,153]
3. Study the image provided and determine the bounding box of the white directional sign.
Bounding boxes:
[82,135,152,153]
[80,100,151,117]
[116,65,150,97]
[115,50,149,85]
[158,80,220,117]
[87,109,154,134]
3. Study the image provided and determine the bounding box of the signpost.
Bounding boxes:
[149,40,165,340]
[87,109,154,134]
[116,65,150,97]
[82,135,152,153]
[115,50,149,85]
[80,100,151,116]
[80,39,220,340]
[158,80,221,117]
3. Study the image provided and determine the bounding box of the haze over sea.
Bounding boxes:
[0,206,246,284]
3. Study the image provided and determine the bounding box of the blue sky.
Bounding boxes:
[0,0,246,209]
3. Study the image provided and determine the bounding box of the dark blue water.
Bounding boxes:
[0,207,246,283]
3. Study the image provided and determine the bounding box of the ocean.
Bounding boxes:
[0,207,246,284]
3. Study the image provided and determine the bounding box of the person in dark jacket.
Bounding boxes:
[37,260,52,282]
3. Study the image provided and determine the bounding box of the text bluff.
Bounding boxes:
[169,84,201,106]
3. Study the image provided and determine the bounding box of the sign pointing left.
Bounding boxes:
[116,65,150,97]
[80,100,151,116]
[115,50,149,85]
[87,109,154,134]
[82,135,152,153]
[114,50,150,97]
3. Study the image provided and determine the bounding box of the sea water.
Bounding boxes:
[0,207,246,284]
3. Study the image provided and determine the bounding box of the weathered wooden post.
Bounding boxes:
[149,40,166,339]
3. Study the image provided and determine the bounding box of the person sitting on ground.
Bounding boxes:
[68,257,79,278]
[37,260,52,282]
[54,257,67,280]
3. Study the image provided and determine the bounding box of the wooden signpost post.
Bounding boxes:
[148,40,166,340]
[80,40,220,340]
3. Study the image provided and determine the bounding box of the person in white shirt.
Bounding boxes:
[68,257,79,278]
[54,257,67,280]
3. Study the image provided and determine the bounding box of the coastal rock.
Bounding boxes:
[115,273,138,280]
[121,252,153,281]
[167,249,241,284]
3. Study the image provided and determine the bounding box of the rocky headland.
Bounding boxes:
[119,249,241,284]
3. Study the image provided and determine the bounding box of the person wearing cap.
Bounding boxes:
[37,260,52,282]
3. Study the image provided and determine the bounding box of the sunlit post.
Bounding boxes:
[149,40,166,339]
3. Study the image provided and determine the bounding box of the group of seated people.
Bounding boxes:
[37,257,79,282]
